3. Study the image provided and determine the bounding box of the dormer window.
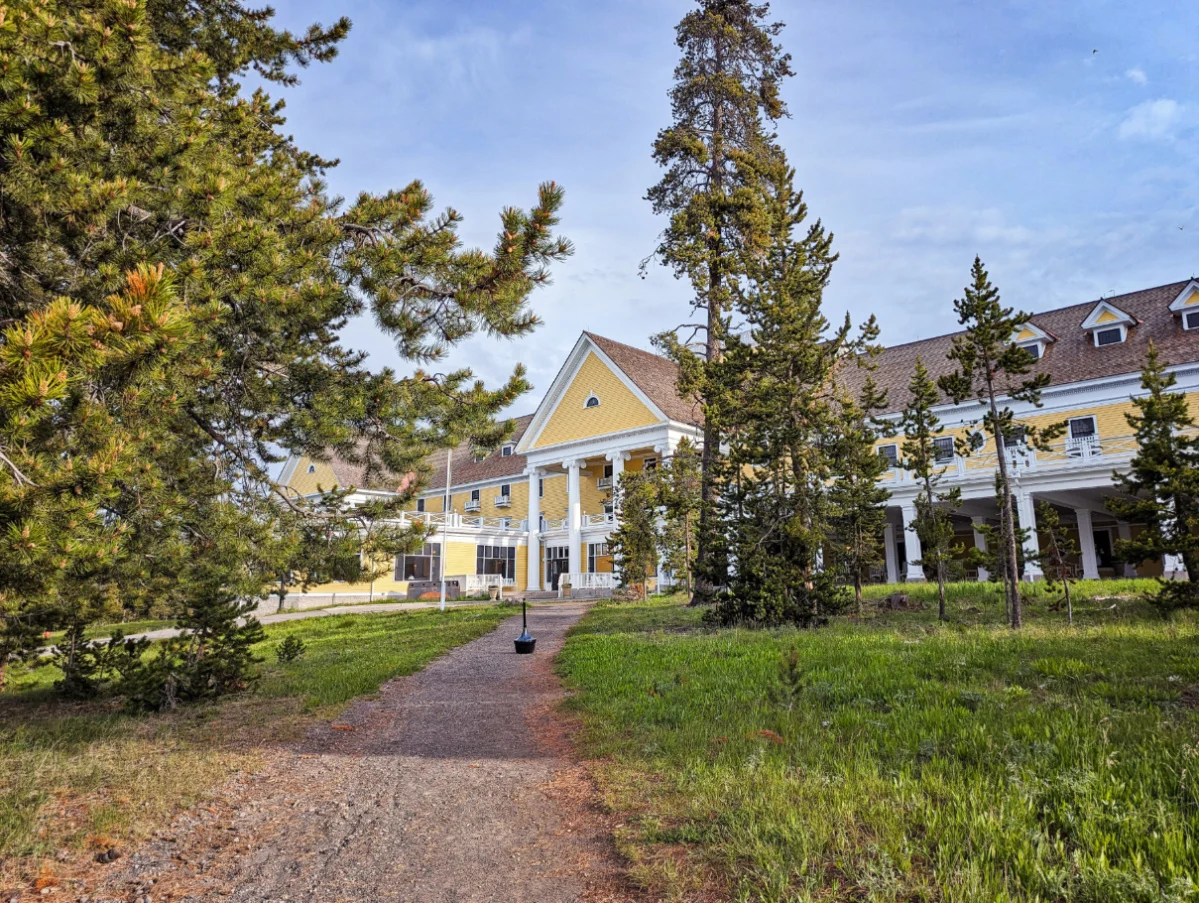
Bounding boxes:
[501,444,514,457]
[1011,322,1053,360]
[1170,281,1199,330]
[584,394,600,409]
[1081,300,1135,348]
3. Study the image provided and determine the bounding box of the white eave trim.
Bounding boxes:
[1080,300,1135,330]
[515,333,669,452]
[1168,280,1199,313]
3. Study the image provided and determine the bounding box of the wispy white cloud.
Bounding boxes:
[1118,98,1185,141]
[1125,67,1149,85]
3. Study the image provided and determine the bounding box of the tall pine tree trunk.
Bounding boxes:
[988,385,1022,628]
[937,559,947,622]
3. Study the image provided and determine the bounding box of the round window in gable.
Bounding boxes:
[584,394,600,409]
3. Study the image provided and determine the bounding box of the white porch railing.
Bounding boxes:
[584,512,616,527]
[887,432,1163,484]
[463,574,516,594]
[542,517,568,531]
[561,572,618,594]
[392,510,523,532]
[459,514,519,530]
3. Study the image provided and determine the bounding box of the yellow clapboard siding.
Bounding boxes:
[532,352,660,448]
[1095,309,1120,324]
[288,456,340,495]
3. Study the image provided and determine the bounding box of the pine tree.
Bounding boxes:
[0,1,571,684]
[1032,502,1079,626]
[609,472,660,601]
[1107,343,1199,611]
[706,146,879,627]
[900,358,966,621]
[827,379,892,614]
[938,258,1062,629]
[657,438,702,593]
[647,0,794,602]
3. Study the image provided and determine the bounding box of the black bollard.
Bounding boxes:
[514,600,536,654]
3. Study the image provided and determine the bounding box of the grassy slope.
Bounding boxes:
[558,585,1199,903]
[0,605,510,878]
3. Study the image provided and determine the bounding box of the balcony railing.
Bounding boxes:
[462,574,516,594]
[596,476,613,489]
[494,495,512,508]
[464,499,481,512]
[560,572,617,595]
[888,432,1158,484]
[584,512,616,527]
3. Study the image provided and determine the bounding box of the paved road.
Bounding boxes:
[90,602,627,903]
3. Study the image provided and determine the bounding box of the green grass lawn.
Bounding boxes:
[0,604,511,882]
[558,583,1199,902]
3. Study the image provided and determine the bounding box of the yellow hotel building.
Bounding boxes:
[280,279,1199,605]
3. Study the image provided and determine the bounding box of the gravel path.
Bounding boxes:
[88,602,629,903]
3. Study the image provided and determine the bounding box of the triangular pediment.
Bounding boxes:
[1168,280,1199,313]
[516,334,666,452]
[1012,322,1054,344]
[1081,300,1135,330]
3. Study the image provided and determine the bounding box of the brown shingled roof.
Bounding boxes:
[584,332,702,425]
[422,413,534,491]
[843,280,1199,414]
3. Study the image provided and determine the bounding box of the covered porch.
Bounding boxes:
[880,485,1179,585]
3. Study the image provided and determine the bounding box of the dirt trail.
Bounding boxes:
[87,602,630,903]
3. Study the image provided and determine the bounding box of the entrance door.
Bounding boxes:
[545,546,570,590]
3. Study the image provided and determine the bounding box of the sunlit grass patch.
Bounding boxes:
[559,590,1199,902]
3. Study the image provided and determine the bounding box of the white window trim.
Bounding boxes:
[1092,324,1127,346]
[1183,310,1199,331]
[501,445,514,457]
[499,483,511,497]
[933,436,955,463]
[1018,340,1044,360]
[583,393,601,409]
[1068,415,1098,439]
[878,443,899,467]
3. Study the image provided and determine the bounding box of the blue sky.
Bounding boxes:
[267,0,1198,415]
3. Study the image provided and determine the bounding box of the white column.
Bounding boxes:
[883,522,899,584]
[1016,492,1043,582]
[1117,523,1138,577]
[526,468,541,591]
[971,516,990,581]
[1074,508,1100,580]
[1164,553,1188,580]
[606,451,628,513]
[900,502,925,583]
[565,459,582,577]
